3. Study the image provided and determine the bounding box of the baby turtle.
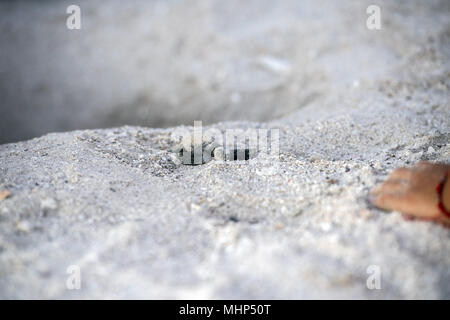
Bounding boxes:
[172,141,257,165]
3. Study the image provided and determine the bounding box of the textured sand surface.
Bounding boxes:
[0,0,449,298]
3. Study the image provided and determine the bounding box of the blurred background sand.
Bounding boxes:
[1,0,448,144]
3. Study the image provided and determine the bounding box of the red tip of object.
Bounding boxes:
[437,171,450,218]
[438,203,450,218]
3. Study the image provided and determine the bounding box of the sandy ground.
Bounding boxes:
[0,0,449,299]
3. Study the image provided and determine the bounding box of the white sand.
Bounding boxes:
[0,0,449,299]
